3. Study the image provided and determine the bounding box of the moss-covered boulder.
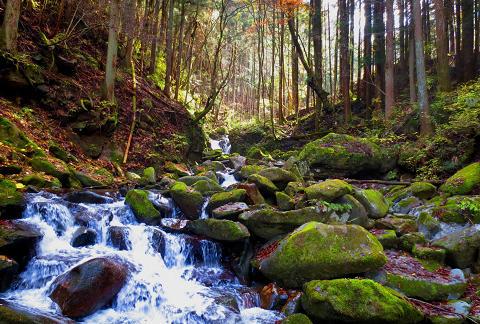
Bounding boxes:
[258,167,299,190]
[0,221,42,267]
[375,215,418,235]
[0,180,25,219]
[0,117,43,156]
[297,133,395,177]
[141,167,156,184]
[431,196,480,224]
[125,189,161,225]
[387,182,437,203]
[170,182,204,220]
[211,202,249,219]
[276,191,295,211]
[412,244,446,263]
[247,174,279,196]
[238,165,266,179]
[179,175,218,186]
[301,279,423,323]
[336,194,368,227]
[376,251,467,301]
[252,222,387,287]
[69,169,104,188]
[21,174,61,189]
[399,232,426,252]
[239,207,333,240]
[354,189,389,219]
[305,179,353,202]
[192,179,225,196]
[49,143,76,163]
[281,313,312,324]
[285,182,304,197]
[440,162,480,195]
[207,189,246,212]
[370,229,398,249]
[164,161,190,177]
[187,219,250,242]
[0,299,74,323]
[432,225,480,268]
[236,183,265,205]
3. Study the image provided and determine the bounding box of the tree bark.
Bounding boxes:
[104,0,121,102]
[174,0,186,100]
[312,0,323,129]
[385,0,395,118]
[164,0,175,97]
[148,0,162,75]
[363,0,373,107]
[373,0,386,110]
[290,16,299,123]
[0,0,22,51]
[339,0,351,123]
[434,0,451,90]
[461,0,474,81]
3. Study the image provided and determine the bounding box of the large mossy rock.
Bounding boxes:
[354,189,389,219]
[305,179,353,201]
[297,133,394,177]
[179,175,218,186]
[432,225,480,268]
[207,189,246,212]
[387,182,437,203]
[301,279,423,324]
[49,257,128,318]
[336,194,368,227]
[125,189,161,225]
[192,179,224,196]
[431,196,480,223]
[0,117,43,155]
[0,180,25,219]
[239,207,332,240]
[440,162,480,195]
[212,202,249,219]
[247,174,279,196]
[238,165,266,179]
[170,182,204,220]
[187,219,250,242]
[252,222,387,287]
[258,167,299,190]
[281,313,312,324]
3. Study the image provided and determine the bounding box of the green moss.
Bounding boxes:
[192,179,224,196]
[354,189,389,219]
[29,157,66,181]
[21,174,60,188]
[440,162,480,195]
[276,191,295,211]
[301,279,423,323]
[208,189,246,211]
[281,313,312,324]
[418,212,441,232]
[141,167,156,184]
[285,182,304,197]
[239,165,265,179]
[69,169,104,188]
[258,167,300,189]
[399,232,426,252]
[0,180,24,208]
[254,222,387,287]
[387,182,437,203]
[247,174,279,195]
[0,117,43,155]
[0,304,37,324]
[372,229,398,249]
[305,179,353,202]
[170,182,204,220]
[49,143,76,162]
[412,244,446,263]
[187,219,250,242]
[179,176,217,186]
[164,161,190,177]
[432,196,480,224]
[246,146,273,160]
[94,168,114,185]
[125,189,161,224]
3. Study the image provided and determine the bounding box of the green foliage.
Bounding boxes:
[316,200,353,214]
[459,198,480,218]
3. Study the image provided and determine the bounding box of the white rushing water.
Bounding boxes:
[1,192,282,323]
[209,135,231,155]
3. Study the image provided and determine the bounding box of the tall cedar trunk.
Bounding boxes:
[327,5,333,95]
[270,8,276,137]
[413,0,432,135]
[363,0,373,107]
[434,0,451,90]
[104,0,121,102]
[385,0,395,118]
[461,0,474,81]
[476,0,480,65]
[291,16,299,122]
[312,0,322,129]
[398,0,407,68]
[306,8,312,110]
[174,0,186,100]
[148,0,162,75]
[333,9,339,103]
[446,0,455,53]
[122,0,137,68]
[0,0,22,51]
[160,0,168,47]
[140,0,152,74]
[357,20,362,96]
[278,12,285,124]
[373,0,386,110]
[349,0,355,90]
[409,24,418,104]
[164,0,175,97]
[455,0,462,77]
[339,0,351,123]
[183,5,199,104]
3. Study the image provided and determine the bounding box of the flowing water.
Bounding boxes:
[208,135,239,189]
[1,191,282,323]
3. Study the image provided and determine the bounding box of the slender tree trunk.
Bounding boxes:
[434,0,452,90]
[312,0,323,129]
[461,0,474,81]
[164,0,175,97]
[413,0,432,135]
[0,0,22,51]
[148,0,162,75]
[455,0,462,77]
[333,9,339,103]
[104,0,121,102]
[327,5,333,95]
[122,0,137,69]
[409,25,418,104]
[278,12,285,124]
[339,0,351,123]
[385,0,395,118]
[398,0,407,68]
[373,0,386,110]
[160,0,168,47]
[290,16,299,123]
[349,0,355,90]
[174,0,186,100]
[363,0,373,107]
[270,8,276,137]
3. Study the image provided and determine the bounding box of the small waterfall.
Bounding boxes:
[209,135,232,155]
[1,191,282,323]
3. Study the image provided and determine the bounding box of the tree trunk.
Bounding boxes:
[121,0,137,69]
[278,11,285,124]
[434,0,451,90]
[398,0,407,68]
[455,0,462,77]
[148,0,162,75]
[461,0,474,81]
[290,16,299,123]
[413,0,433,135]
[409,21,418,104]
[164,0,175,97]
[363,0,373,107]
[339,0,351,123]
[104,0,121,102]
[373,0,386,110]
[385,0,395,119]
[174,0,186,100]
[0,0,22,51]
[270,8,276,137]
[312,0,323,129]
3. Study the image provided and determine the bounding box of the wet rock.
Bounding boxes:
[353,189,389,219]
[235,183,265,205]
[207,189,246,212]
[49,143,77,163]
[49,257,128,318]
[247,174,279,196]
[301,279,423,323]
[260,283,290,310]
[0,299,75,323]
[141,166,156,184]
[164,161,190,177]
[159,218,190,234]
[183,267,237,287]
[0,179,25,219]
[375,215,418,235]
[391,196,423,214]
[21,174,61,189]
[252,222,387,287]
[431,196,480,224]
[281,291,303,316]
[0,221,42,268]
[170,182,204,220]
[69,169,104,188]
[187,219,250,242]
[432,225,480,268]
[284,182,304,197]
[387,181,437,203]
[305,179,353,202]
[238,165,265,179]
[126,171,141,182]
[373,250,467,301]
[0,165,22,175]
[64,191,114,204]
[258,167,299,190]
[192,179,225,196]
[440,162,480,195]
[276,192,295,211]
[125,189,161,224]
[399,232,426,252]
[336,194,368,227]
[239,207,332,240]
[412,244,446,263]
[297,133,395,177]
[107,226,130,250]
[229,155,246,171]
[71,227,97,247]
[212,202,249,219]
[179,176,218,186]
[370,229,399,249]
[0,256,18,292]
[151,229,166,257]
